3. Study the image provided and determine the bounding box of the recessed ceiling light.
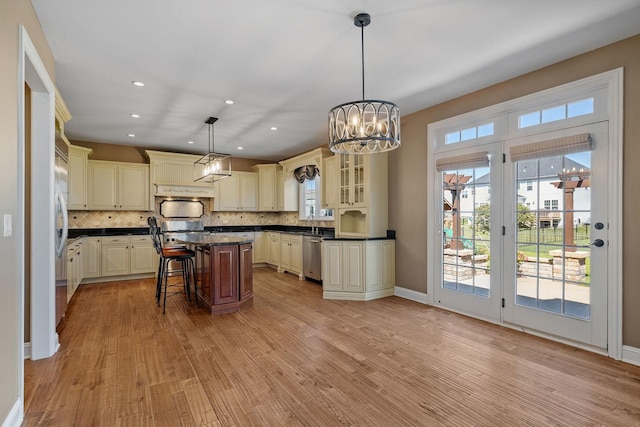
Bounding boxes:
[237,147,243,150]
[225,100,234,105]
[271,127,277,131]
[130,114,140,118]
[131,81,144,87]
[187,141,194,144]
[128,133,135,137]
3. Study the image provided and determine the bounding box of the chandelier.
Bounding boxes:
[194,117,232,183]
[328,13,401,154]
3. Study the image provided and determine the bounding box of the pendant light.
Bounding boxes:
[194,117,232,183]
[328,12,401,154]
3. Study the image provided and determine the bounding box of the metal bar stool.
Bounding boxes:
[148,217,197,313]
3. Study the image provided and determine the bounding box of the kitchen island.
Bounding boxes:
[178,235,253,315]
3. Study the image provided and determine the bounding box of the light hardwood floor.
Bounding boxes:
[24,267,640,426]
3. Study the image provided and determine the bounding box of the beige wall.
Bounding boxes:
[0,0,55,421]
[389,34,640,347]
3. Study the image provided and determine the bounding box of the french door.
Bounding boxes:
[503,122,608,349]
[433,143,503,322]
[433,122,608,349]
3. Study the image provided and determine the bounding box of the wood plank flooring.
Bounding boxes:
[24,267,640,426]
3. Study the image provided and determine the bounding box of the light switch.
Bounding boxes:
[3,214,12,237]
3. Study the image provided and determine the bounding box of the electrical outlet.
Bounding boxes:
[3,214,12,237]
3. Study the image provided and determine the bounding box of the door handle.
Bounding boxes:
[592,239,605,247]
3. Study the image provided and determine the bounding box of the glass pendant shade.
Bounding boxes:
[194,117,232,183]
[328,13,401,155]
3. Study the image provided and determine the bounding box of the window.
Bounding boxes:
[518,98,594,129]
[445,122,494,144]
[299,177,334,220]
[527,180,533,191]
[543,199,559,210]
[461,190,468,199]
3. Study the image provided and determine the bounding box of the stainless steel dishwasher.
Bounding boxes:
[302,235,322,281]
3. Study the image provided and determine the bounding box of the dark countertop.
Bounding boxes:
[69,225,336,238]
[321,236,394,241]
[177,235,253,246]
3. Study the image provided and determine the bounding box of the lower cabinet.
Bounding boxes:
[83,236,102,278]
[267,232,281,266]
[253,231,266,264]
[99,235,157,278]
[67,239,84,302]
[322,239,395,300]
[279,233,304,279]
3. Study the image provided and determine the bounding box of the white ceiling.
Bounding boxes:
[33,0,640,162]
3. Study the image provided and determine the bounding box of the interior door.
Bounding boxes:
[433,143,502,322]
[503,122,608,349]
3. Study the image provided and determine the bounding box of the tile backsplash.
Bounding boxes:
[69,198,334,229]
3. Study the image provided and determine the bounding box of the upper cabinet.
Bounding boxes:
[87,160,149,211]
[213,171,258,211]
[253,164,281,211]
[322,156,337,210]
[68,145,92,210]
[335,153,388,238]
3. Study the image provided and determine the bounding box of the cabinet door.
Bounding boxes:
[268,233,280,265]
[380,240,395,289]
[83,237,102,278]
[68,149,88,210]
[130,237,156,274]
[101,243,130,276]
[289,236,302,274]
[216,174,241,211]
[239,243,253,300]
[342,241,365,292]
[258,165,277,211]
[67,253,76,302]
[240,173,258,211]
[119,164,149,210]
[276,171,284,211]
[213,245,239,305]
[280,238,291,270]
[253,232,265,263]
[88,161,118,210]
[323,156,337,209]
[322,241,342,291]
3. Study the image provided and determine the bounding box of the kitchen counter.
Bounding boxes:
[176,235,253,246]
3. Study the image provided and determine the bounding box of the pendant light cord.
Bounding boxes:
[361,22,365,100]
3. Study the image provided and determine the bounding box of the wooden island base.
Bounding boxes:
[179,236,254,315]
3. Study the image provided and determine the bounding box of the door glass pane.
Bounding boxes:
[515,152,591,319]
[441,164,491,297]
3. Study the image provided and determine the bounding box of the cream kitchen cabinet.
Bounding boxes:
[253,164,280,211]
[130,235,157,274]
[253,231,266,263]
[83,236,102,279]
[68,145,92,210]
[67,239,84,302]
[88,160,149,211]
[213,171,258,211]
[336,153,388,238]
[266,231,281,266]
[322,156,337,209]
[101,235,131,276]
[279,233,304,279]
[322,239,395,300]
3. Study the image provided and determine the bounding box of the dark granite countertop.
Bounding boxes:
[69,225,336,239]
[177,235,253,246]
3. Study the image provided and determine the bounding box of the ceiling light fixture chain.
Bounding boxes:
[194,116,232,183]
[328,12,400,155]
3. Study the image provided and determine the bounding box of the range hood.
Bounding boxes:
[154,184,216,198]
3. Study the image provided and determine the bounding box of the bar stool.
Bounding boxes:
[148,217,197,314]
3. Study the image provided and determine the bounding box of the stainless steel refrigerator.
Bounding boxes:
[54,140,69,326]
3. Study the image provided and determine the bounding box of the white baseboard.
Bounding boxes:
[622,345,640,366]
[23,342,31,360]
[2,398,22,427]
[394,286,429,304]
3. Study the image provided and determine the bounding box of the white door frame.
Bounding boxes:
[427,69,623,359]
[17,23,59,418]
